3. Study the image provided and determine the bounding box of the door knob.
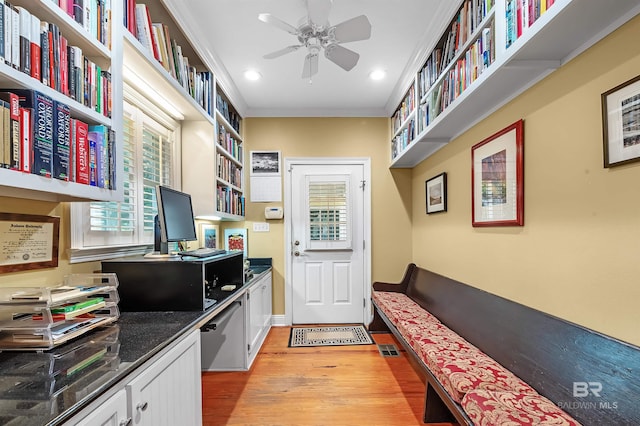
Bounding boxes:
[294,251,300,256]
[294,240,300,246]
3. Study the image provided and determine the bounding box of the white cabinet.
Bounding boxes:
[66,329,202,426]
[390,0,640,168]
[126,329,202,426]
[71,389,128,426]
[246,271,272,368]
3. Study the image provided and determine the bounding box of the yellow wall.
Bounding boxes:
[0,197,99,287]
[411,15,640,346]
[240,117,413,315]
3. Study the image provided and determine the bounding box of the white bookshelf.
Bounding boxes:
[390,0,640,168]
[0,0,123,202]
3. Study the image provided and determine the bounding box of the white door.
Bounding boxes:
[289,161,367,324]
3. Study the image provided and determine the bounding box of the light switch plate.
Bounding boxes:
[253,222,270,232]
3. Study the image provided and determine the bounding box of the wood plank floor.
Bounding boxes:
[202,326,455,426]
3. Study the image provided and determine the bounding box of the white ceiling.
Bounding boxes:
[165,0,460,117]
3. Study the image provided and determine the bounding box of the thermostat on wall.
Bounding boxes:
[265,207,283,220]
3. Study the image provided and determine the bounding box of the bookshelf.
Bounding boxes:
[390,0,640,168]
[123,0,244,220]
[0,0,123,202]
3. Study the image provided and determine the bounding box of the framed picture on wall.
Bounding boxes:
[425,172,447,214]
[471,120,524,227]
[198,223,219,249]
[224,228,248,257]
[250,151,281,175]
[602,74,640,167]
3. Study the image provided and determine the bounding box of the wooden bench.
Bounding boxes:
[369,263,640,425]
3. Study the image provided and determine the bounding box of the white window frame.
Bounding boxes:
[69,86,182,263]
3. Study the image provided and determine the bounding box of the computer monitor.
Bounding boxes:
[153,185,197,255]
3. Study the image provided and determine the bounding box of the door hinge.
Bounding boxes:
[363,298,366,308]
[247,343,251,352]
[360,180,366,190]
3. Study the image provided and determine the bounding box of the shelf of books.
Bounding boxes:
[390,0,640,168]
[214,86,244,220]
[390,83,416,160]
[121,15,213,122]
[0,273,120,351]
[0,0,122,202]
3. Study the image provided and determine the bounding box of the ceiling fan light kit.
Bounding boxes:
[259,0,372,78]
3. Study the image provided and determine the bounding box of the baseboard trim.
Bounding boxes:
[271,314,288,326]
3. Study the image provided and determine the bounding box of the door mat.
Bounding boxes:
[289,325,374,347]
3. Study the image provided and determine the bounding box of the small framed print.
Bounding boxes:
[199,224,219,249]
[425,172,447,214]
[472,120,524,227]
[224,228,248,257]
[602,74,640,167]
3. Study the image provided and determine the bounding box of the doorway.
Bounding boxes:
[284,158,371,325]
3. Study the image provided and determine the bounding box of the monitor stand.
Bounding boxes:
[145,215,179,259]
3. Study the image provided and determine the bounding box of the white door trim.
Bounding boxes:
[284,157,371,326]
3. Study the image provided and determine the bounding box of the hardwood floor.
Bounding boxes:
[202,327,453,426]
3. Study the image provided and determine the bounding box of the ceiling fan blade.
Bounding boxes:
[263,45,302,59]
[302,53,319,79]
[307,0,332,29]
[331,15,372,43]
[258,13,299,35]
[324,44,360,71]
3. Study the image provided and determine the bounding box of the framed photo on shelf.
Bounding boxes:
[198,223,219,249]
[425,172,447,214]
[224,228,248,257]
[471,120,524,227]
[601,74,640,167]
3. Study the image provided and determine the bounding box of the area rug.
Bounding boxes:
[289,325,374,347]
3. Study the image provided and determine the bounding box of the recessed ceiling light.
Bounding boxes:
[244,70,262,81]
[369,69,386,81]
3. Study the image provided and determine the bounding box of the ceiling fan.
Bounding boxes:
[258,0,372,79]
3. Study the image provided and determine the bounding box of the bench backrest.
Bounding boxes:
[405,265,640,425]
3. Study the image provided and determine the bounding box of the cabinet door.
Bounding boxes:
[71,389,128,426]
[126,330,202,426]
[247,282,263,352]
[261,271,273,330]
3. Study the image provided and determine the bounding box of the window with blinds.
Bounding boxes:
[70,99,178,257]
[306,175,352,250]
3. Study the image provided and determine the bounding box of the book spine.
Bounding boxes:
[10,5,17,69]
[67,45,76,100]
[0,99,5,167]
[7,92,18,169]
[3,1,10,67]
[0,2,5,64]
[16,6,29,75]
[73,0,83,25]
[29,13,40,80]
[40,21,49,86]
[59,34,68,96]
[75,118,89,184]
[88,131,96,186]
[19,106,30,173]
[53,100,70,180]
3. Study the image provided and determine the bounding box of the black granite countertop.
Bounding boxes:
[0,265,271,426]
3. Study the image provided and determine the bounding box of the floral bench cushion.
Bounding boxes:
[461,389,581,426]
[373,290,580,424]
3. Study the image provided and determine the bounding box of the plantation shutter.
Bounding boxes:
[305,174,352,250]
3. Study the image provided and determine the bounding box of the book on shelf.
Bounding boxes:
[30,13,40,81]
[0,99,7,167]
[16,6,30,76]
[0,91,20,170]
[19,106,31,173]
[53,100,70,181]
[72,118,89,184]
[10,4,18,70]
[11,89,54,178]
